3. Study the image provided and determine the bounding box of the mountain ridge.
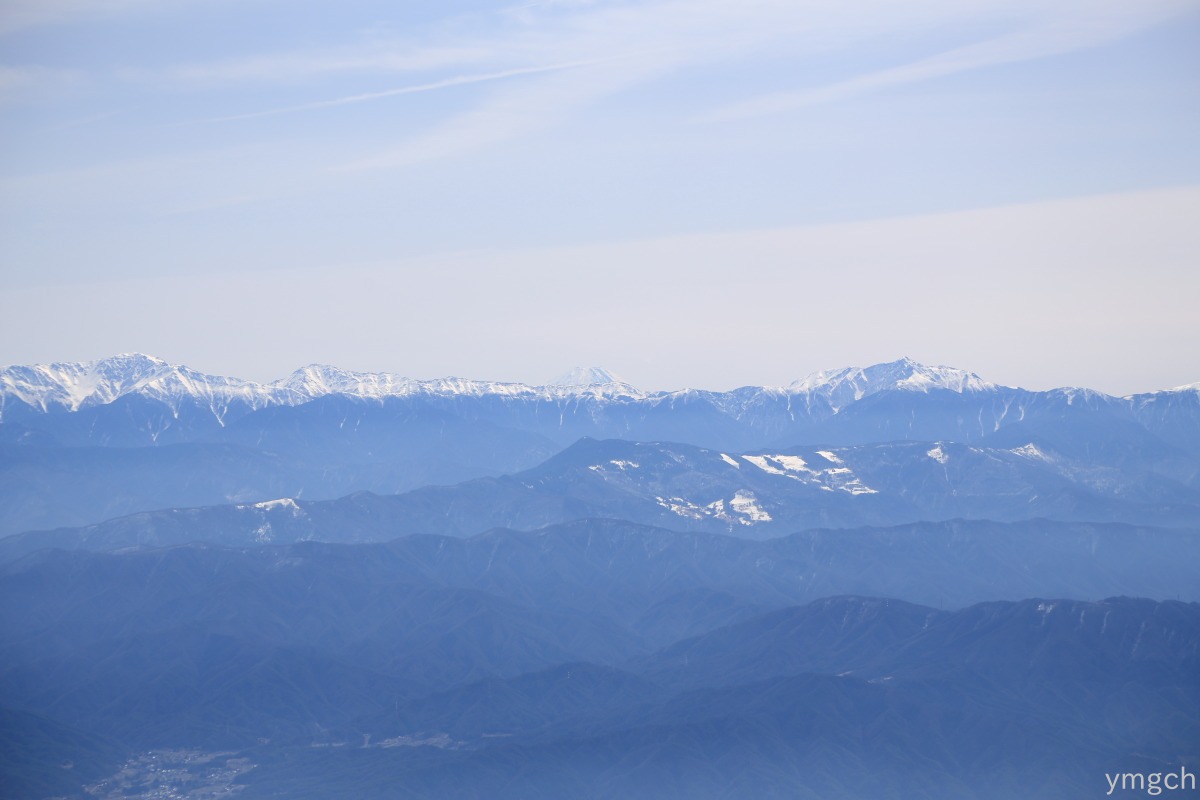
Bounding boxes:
[5,354,1193,419]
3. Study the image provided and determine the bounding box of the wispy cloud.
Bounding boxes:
[182,57,619,126]
[336,50,678,172]
[705,4,1192,122]
[155,44,493,87]
[331,0,1192,172]
[6,0,1193,216]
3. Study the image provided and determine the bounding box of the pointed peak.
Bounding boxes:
[547,367,627,387]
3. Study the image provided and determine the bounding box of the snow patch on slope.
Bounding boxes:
[253,498,302,513]
[728,490,772,522]
[1010,443,1051,462]
[655,490,772,525]
[588,460,640,473]
[743,453,877,495]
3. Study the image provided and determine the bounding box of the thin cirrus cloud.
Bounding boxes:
[185,57,622,126]
[320,0,1192,173]
[705,4,1194,122]
[336,51,676,172]
[3,0,1189,183]
[44,0,1178,159]
[155,44,495,86]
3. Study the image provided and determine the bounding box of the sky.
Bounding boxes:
[1,0,1198,394]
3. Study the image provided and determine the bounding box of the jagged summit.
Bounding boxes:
[790,357,996,411]
[0,355,647,415]
[0,353,270,413]
[2,355,1195,420]
[277,364,418,399]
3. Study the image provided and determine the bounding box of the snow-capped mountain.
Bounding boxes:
[0,354,655,417]
[548,366,626,387]
[3,355,1198,456]
[6,354,1197,420]
[789,357,995,412]
[0,354,998,416]
[0,354,289,417]
[1,351,1198,547]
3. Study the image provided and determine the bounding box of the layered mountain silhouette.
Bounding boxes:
[5,434,1198,560]
[2,356,1198,798]
[2,355,1198,536]
[2,534,1196,799]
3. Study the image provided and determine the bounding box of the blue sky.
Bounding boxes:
[1,0,1198,393]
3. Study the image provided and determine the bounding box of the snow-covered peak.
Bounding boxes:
[94,352,168,375]
[275,364,420,400]
[0,353,276,413]
[0,355,652,418]
[544,367,639,398]
[548,367,625,387]
[9,354,1164,423]
[790,358,995,411]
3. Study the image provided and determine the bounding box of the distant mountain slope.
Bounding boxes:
[4,519,1198,657]
[4,537,1196,800]
[342,599,1197,800]
[324,597,1198,799]
[642,595,1200,690]
[5,353,1198,800]
[7,433,1197,555]
[0,706,125,799]
[4,355,1198,537]
[0,412,560,537]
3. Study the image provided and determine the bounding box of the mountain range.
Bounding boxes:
[2,354,1198,799]
[2,354,1198,538]
[4,356,1198,452]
